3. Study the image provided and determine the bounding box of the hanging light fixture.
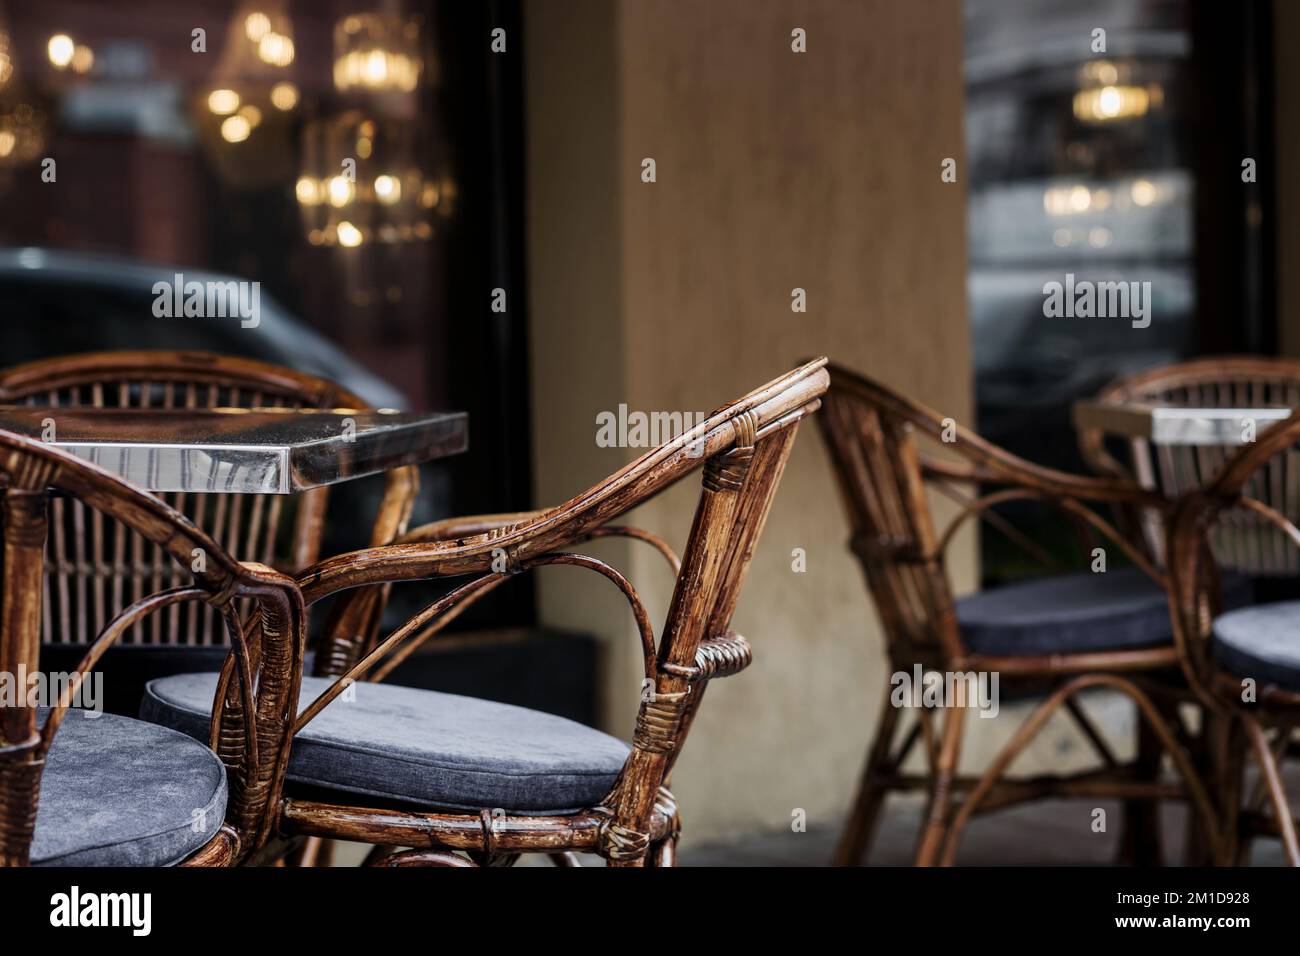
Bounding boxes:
[296,109,451,249]
[333,13,423,97]
[0,4,48,172]
[192,1,299,187]
[1072,60,1162,124]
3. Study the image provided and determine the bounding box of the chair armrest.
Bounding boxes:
[1208,412,1300,499]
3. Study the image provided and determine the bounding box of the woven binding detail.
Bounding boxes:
[693,633,753,680]
[2,489,48,547]
[702,410,759,493]
[0,746,44,864]
[598,820,650,861]
[206,574,242,609]
[632,690,689,754]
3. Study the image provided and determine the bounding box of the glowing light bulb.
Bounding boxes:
[327,176,354,207]
[245,12,271,41]
[270,82,299,110]
[221,115,251,143]
[337,221,363,247]
[47,34,74,69]
[208,89,240,115]
[373,175,401,204]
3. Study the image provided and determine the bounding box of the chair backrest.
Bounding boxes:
[0,430,303,865]
[0,351,415,649]
[1080,356,1300,575]
[293,359,829,862]
[817,363,1160,669]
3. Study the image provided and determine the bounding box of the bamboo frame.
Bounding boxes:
[272,360,830,866]
[816,363,1215,866]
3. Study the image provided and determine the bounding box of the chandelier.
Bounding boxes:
[193,1,299,187]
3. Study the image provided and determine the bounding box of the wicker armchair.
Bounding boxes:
[818,362,1217,866]
[0,430,304,866]
[139,360,828,866]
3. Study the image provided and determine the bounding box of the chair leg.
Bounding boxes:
[1205,714,1246,866]
[1241,714,1300,866]
[938,674,1220,867]
[914,704,966,866]
[834,686,903,866]
[1118,700,1164,866]
[286,835,331,867]
[647,836,678,867]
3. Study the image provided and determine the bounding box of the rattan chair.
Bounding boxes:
[139,360,828,866]
[1079,355,1300,575]
[0,351,417,703]
[0,429,304,866]
[818,363,1218,866]
[1167,413,1300,865]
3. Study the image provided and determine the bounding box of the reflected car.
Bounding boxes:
[0,246,406,409]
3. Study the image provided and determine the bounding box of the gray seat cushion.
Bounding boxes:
[1212,601,1300,692]
[32,710,226,866]
[957,567,1252,656]
[141,674,630,814]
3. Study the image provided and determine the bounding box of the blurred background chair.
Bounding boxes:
[0,429,303,866]
[140,360,828,867]
[818,362,1220,866]
[0,350,417,715]
[1167,412,1300,866]
[1080,356,1300,589]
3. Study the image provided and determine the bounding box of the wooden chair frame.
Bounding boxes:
[0,350,417,669]
[1166,412,1300,866]
[818,363,1218,866]
[264,360,829,866]
[0,431,306,866]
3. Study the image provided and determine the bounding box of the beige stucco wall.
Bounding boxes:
[526,0,980,844]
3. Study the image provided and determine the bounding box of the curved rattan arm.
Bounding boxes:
[293,551,658,734]
[1205,412,1300,499]
[826,362,1166,508]
[1166,418,1300,708]
[1166,492,1240,708]
[933,484,1165,587]
[400,512,682,575]
[31,561,304,856]
[296,360,826,606]
[209,562,307,846]
[401,510,544,542]
[41,587,210,747]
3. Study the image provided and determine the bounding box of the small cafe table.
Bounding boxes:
[0,406,468,493]
[1072,400,1291,449]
